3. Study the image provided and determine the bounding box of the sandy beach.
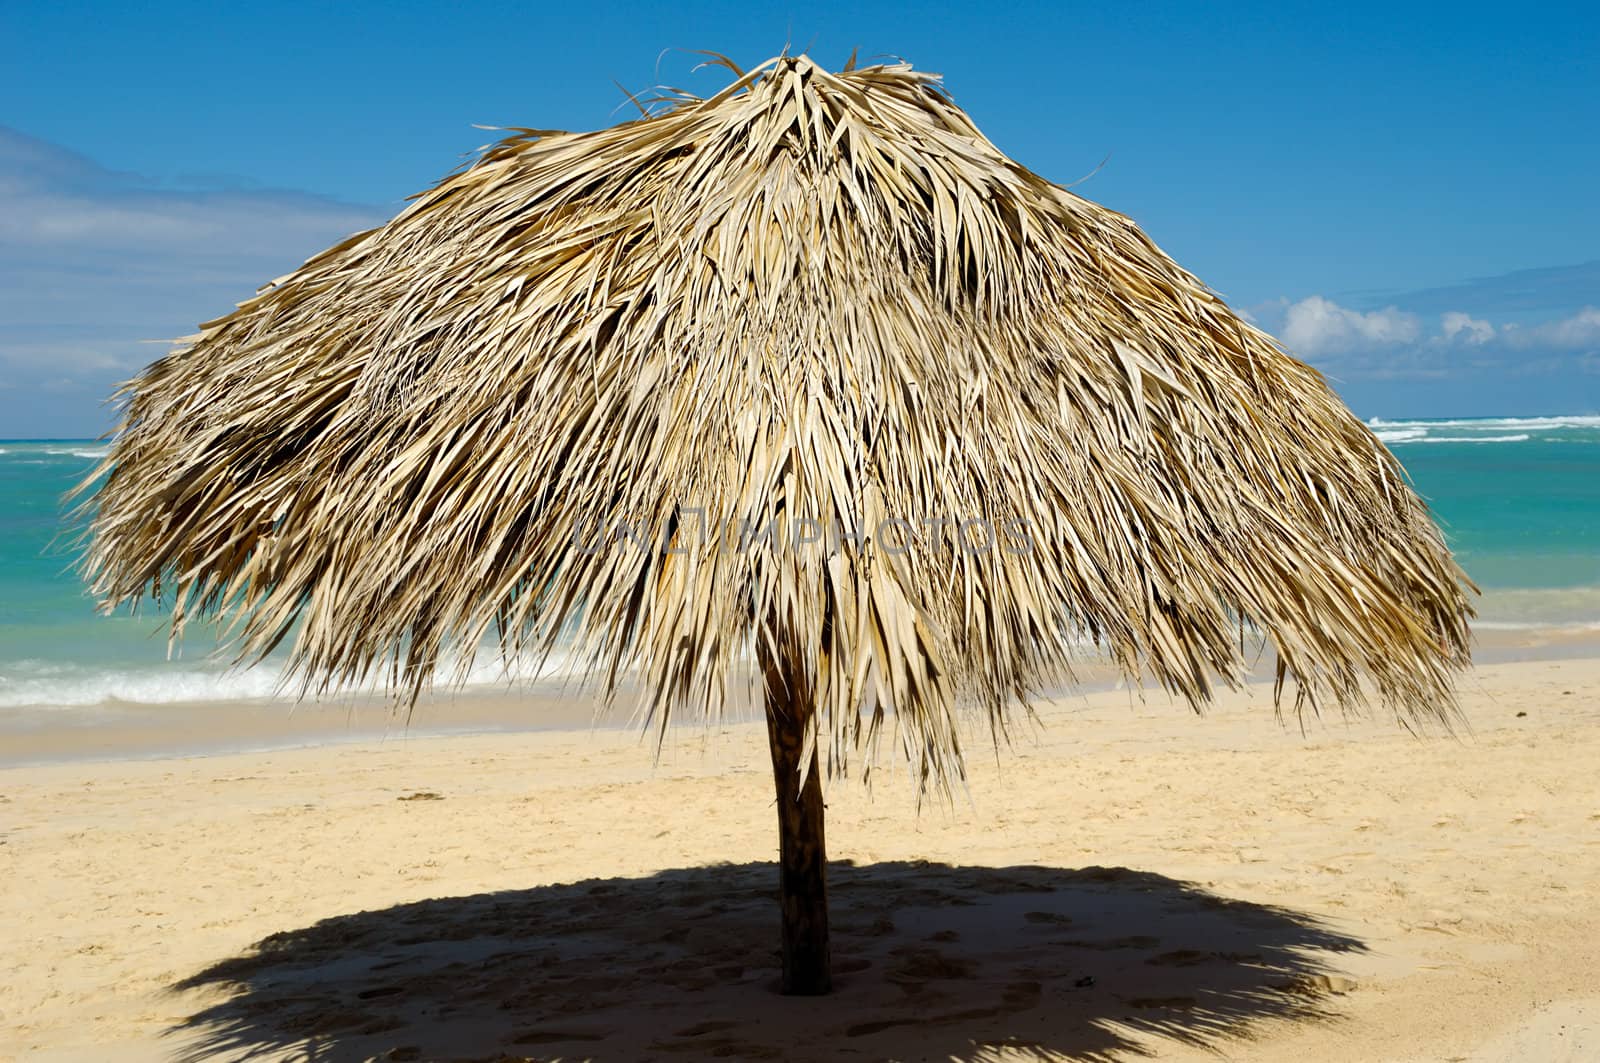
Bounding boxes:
[3,652,1598,1062]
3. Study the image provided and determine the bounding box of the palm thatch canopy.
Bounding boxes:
[84,53,1472,781]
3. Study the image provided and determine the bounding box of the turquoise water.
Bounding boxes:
[1370,416,1600,622]
[3,416,1598,709]
[0,442,281,707]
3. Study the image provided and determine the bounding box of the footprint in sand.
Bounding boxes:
[1127,995,1199,1009]
[1023,910,1074,925]
[511,1028,604,1044]
[1058,934,1163,950]
[885,946,976,983]
[356,985,405,1000]
[1272,974,1359,996]
[672,1021,739,1037]
[1146,948,1264,967]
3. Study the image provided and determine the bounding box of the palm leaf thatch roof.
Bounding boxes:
[82,54,1472,790]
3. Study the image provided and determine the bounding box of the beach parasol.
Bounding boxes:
[81,53,1473,994]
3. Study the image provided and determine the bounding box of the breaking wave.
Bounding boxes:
[1370,415,1599,445]
[0,650,593,710]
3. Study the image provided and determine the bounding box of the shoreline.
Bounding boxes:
[4,622,1598,769]
[3,654,1597,1061]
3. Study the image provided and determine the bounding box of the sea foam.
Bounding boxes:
[1369,415,1599,445]
[0,649,594,710]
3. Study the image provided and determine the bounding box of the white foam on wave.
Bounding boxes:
[1370,414,1600,433]
[1474,620,1600,633]
[0,664,285,709]
[1372,427,1428,443]
[0,443,109,461]
[1369,414,1598,446]
[1475,585,1600,631]
[0,646,596,710]
[43,446,110,459]
[1384,433,1534,445]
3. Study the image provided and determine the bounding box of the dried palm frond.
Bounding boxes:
[80,54,1473,796]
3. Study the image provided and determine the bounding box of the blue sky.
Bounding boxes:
[3,0,1596,437]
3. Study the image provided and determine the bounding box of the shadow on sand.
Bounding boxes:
[170,861,1363,1062]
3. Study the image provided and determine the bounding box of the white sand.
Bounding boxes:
[2,656,1598,1061]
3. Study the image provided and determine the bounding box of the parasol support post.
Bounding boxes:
[761,639,832,995]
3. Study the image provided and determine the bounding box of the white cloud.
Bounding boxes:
[1252,295,1600,393]
[1279,296,1421,357]
[1439,310,1496,345]
[1272,297,1600,363]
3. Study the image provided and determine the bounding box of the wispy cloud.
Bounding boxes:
[1353,260,1600,316]
[0,126,384,436]
[1512,306,1600,349]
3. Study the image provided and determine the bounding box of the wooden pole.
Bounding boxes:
[761,639,832,995]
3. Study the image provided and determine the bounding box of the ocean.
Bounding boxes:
[3,416,1598,711]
